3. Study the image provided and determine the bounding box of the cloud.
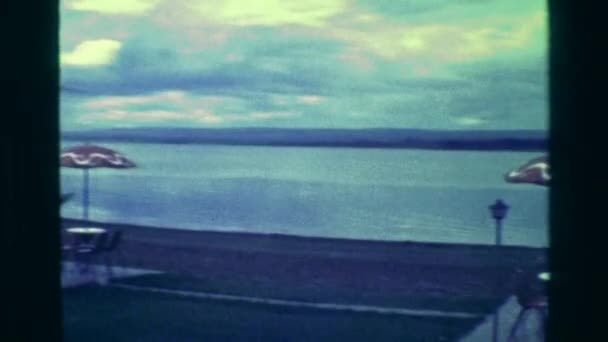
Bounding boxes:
[60,0,548,130]
[65,0,161,15]
[80,91,226,111]
[80,109,181,122]
[296,96,325,105]
[191,0,347,27]
[356,0,545,23]
[455,117,487,127]
[329,12,546,64]
[250,111,295,119]
[61,28,347,97]
[61,39,122,66]
[82,90,187,109]
[78,108,221,125]
[77,108,298,126]
[354,0,452,17]
[69,90,300,127]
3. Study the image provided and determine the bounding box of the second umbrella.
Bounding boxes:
[60,144,136,220]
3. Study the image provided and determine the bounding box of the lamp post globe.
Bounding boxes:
[489,199,509,246]
[489,199,510,221]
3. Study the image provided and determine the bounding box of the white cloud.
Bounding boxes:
[78,108,297,125]
[79,108,222,124]
[79,109,181,122]
[192,0,346,27]
[61,39,122,66]
[189,109,225,123]
[329,11,546,64]
[250,111,296,119]
[296,95,324,105]
[82,91,187,108]
[65,0,161,15]
[77,91,227,124]
[455,117,486,126]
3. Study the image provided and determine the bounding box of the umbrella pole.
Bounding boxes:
[83,168,89,221]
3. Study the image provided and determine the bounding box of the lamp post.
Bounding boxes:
[489,199,509,246]
[488,199,509,342]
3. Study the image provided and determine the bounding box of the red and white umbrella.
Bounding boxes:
[61,144,136,220]
[504,155,549,187]
[503,154,550,338]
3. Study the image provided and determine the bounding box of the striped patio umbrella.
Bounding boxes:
[503,155,550,339]
[504,155,549,187]
[60,144,136,220]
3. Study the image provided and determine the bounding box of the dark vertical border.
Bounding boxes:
[548,0,606,341]
[1,1,62,341]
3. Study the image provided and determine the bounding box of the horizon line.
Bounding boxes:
[62,127,548,132]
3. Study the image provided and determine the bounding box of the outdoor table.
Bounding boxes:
[66,227,107,245]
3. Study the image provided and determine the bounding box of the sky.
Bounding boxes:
[60,0,548,131]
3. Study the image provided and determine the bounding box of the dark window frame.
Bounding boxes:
[2,1,604,341]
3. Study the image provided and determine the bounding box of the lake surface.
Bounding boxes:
[60,143,548,247]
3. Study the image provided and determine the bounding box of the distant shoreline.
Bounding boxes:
[61,138,547,151]
[62,127,547,152]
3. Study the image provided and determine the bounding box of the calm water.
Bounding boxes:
[60,143,548,247]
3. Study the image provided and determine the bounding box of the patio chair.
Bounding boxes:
[74,232,109,275]
[61,233,80,275]
[507,269,548,341]
[61,233,79,254]
[101,230,124,279]
[507,294,547,341]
